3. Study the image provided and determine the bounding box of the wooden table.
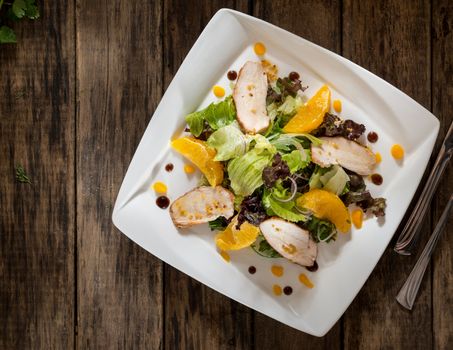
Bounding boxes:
[1,1,452,349]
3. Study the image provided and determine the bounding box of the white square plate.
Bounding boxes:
[112,9,439,336]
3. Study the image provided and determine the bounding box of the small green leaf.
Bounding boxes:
[12,0,27,19]
[0,26,17,44]
[15,165,31,184]
[25,0,40,19]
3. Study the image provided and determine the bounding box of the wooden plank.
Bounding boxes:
[0,1,75,349]
[253,0,342,347]
[162,1,254,349]
[432,1,453,349]
[76,1,164,348]
[342,1,432,349]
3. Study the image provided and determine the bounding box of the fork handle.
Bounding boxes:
[396,195,453,310]
[394,123,453,255]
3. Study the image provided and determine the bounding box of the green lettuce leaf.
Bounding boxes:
[251,234,282,258]
[282,149,311,173]
[277,94,305,116]
[262,189,308,222]
[305,216,337,243]
[185,111,205,137]
[309,165,349,195]
[207,122,249,161]
[227,150,273,196]
[185,96,236,137]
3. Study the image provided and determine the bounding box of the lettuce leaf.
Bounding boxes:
[251,234,282,258]
[262,189,308,222]
[207,122,249,161]
[277,94,305,116]
[309,165,349,195]
[282,149,311,173]
[227,150,273,196]
[185,96,236,137]
[185,112,205,137]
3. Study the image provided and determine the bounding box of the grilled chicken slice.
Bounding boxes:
[233,61,269,134]
[259,218,317,267]
[170,186,234,228]
[311,136,376,176]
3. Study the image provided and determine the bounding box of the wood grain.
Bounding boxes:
[253,0,342,347]
[0,1,75,349]
[432,1,453,349]
[76,1,164,348]
[342,1,433,349]
[1,1,452,349]
[162,1,254,350]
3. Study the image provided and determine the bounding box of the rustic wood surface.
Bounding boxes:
[1,1,452,349]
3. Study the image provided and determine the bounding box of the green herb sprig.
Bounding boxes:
[15,165,31,184]
[0,0,40,44]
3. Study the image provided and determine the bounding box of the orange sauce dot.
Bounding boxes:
[272,284,282,296]
[184,164,195,174]
[391,144,404,159]
[351,208,363,229]
[271,265,284,277]
[298,274,314,289]
[219,251,230,263]
[333,99,342,113]
[254,42,266,56]
[152,181,167,193]
[375,152,382,164]
[212,85,225,98]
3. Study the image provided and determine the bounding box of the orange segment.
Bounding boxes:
[219,251,231,262]
[171,137,223,186]
[215,216,260,251]
[296,188,351,233]
[283,85,331,133]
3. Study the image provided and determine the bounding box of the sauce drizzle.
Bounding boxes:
[272,284,282,296]
[371,173,383,186]
[367,131,379,143]
[227,70,237,80]
[156,196,170,209]
[165,163,174,172]
[306,261,318,272]
[283,286,293,295]
[271,265,284,277]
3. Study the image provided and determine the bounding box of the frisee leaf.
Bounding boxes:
[15,165,31,184]
[12,0,26,19]
[25,0,39,19]
[0,26,17,43]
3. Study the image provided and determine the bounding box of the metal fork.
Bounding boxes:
[396,194,453,310]
[394,121,453,255]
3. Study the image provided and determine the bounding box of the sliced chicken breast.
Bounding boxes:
[233,61,269,134]
[170,186,234,228]
[259,218,317,267]
[311,136,376,175]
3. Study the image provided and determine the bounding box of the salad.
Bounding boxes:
[168,59,386,269]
